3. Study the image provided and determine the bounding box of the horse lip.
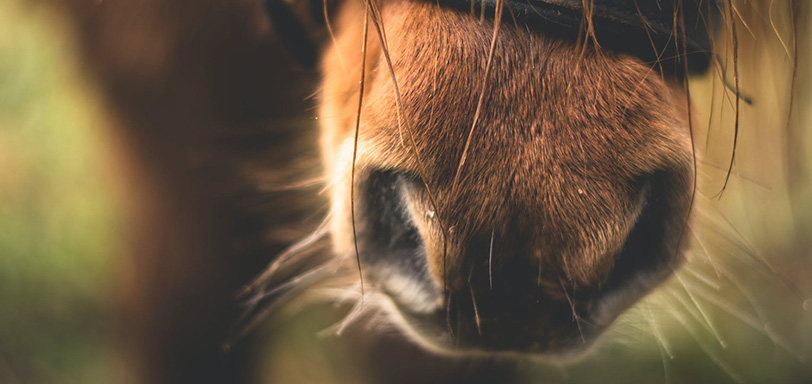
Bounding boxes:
[384,295,605,357]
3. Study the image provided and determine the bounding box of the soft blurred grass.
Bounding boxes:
[0,0,811,384]
[0,1,120,383]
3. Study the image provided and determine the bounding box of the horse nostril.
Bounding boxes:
[358,170,425,260]
[355,170,442,313]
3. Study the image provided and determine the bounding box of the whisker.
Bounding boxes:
[259,177,326,192]
[653,328,671,384]
[470,284,483,336]
[710,53,752,109]
[322,0,346,69]
[537,255,543,287]
[350,2,372,301]
[632,0,666,82]
[242,222,331,296]
[319,295,368,337]
[488,228,495,290]
[715,0,741,196]
[687,280,808,364]
[227,257,343,349]
[319,166,351,196]
[688,225,723,278]
[694,202,805,299]
[696,158,769,189]
[670,276,728,348]
[450,0,505,194]
[314,284,363,305]
[446,290,455,338]
[730,1,757,40]
[644,303,675,360]
[768,0,794,60]
[697,256,769,321]
[682,263,722,291]
[246,260,340,308]
[668,308,744,384]
[364,0,450,295]
[678,1,699,278]
[558,276,585,343]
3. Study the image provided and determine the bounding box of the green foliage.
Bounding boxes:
[0,2,120,383]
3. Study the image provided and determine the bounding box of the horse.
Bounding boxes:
[53,0,812,382]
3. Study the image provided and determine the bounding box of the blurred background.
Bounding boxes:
[0,2,123,383]
[1,0,811,383]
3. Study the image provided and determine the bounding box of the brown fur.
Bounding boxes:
[317,0,696,354]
